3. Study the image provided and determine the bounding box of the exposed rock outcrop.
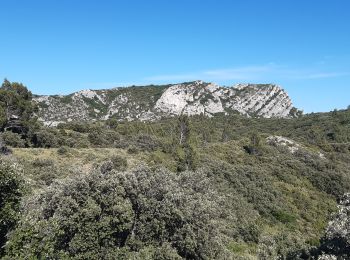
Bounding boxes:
[33,81,300,125]
[266,136,302,154]
[266,135,326,159]
[315,193,350,259]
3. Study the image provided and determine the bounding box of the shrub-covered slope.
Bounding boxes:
[1,107,350,259]
[1,79,349,259]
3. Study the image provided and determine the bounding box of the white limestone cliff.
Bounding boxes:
[33,81,300,124]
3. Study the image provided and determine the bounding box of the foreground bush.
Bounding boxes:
[0,159,23,257]
[4,166,230,259]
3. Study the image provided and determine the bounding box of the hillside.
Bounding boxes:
[33,81,300,126]
[0,80,349,259]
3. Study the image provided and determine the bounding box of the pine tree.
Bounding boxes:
[176,115,197,171]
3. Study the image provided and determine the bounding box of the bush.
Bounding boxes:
[99,155,127,174]
[87,129,113,147]
[0,159,23,257]
[32,129,58,148]
[64,132,90,148]
[0,144,12,155]
[105,118,119,129]
[32,158,55,167]
[1,131,26,147]
[57,146,69,155]
[273,210,297,224]
[135,134,160,151]
[4,167,230,259]
[110,155,128,171]
[127,145,139,154]
[59,122,89,133]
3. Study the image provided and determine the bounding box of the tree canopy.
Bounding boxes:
[0,79,37,133]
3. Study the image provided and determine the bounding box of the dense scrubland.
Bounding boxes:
[1,80,350,259]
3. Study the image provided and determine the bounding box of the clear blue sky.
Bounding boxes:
[1,0,349,113]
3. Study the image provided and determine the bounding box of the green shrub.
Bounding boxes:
[32,158,55,167]
[99,156,127,174]
[127,145,139,154]
[57,146,69,155]
[64,132,90,148]
[4,167,229,259]
[135,134,160,151]
[273,210,297,224]
[110,155,127,171]
[0,159,23,257]
[105,118,119,129]
[87,129,118,147]
[32,130,58,148]
[1,131,26,147]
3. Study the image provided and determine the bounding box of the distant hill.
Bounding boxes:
[33,81,301,126]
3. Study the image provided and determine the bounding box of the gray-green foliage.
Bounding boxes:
[57,145,69,155]
[0,159,23,257]
[1,131,26,147]
[88,128,120,147]
[99,155,128,174]
[317,193,350,258]
[4,166,230,259]
[32,129,59,148]
[175,115,198,172]
[0,79,37,133]
[2,94,350,259]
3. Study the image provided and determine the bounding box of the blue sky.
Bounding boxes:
[1,0,349,113]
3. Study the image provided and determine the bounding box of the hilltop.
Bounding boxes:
[33,81,301,126]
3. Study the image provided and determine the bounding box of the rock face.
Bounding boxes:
[33,81,300,125]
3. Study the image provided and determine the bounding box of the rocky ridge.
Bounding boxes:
[33,81,300,125]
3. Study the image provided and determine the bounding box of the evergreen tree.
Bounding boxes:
[176,115,197,171]
[0,79,37,134]
[244,132,262,155]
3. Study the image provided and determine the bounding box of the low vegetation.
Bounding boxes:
[0,79,350,259]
